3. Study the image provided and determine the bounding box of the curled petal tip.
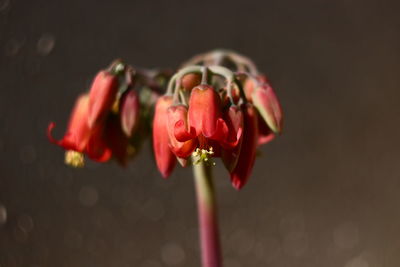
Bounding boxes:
[47,122,59,144]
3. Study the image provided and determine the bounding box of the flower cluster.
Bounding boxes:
[47,61,165,167]
[153,51,283,189]
[47,50,283,190]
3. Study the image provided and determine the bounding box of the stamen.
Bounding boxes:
[192,147,216,166]
[65,150,85,168]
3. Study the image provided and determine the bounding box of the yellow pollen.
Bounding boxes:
[65,150,85,168]
[192,147,216,166]
[111,99,119,114]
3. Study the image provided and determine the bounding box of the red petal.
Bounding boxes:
[221,105,243,148]
[167,105,197,158]
[105,116,129,165]
[221,106,244,171]
[85,124,112,163]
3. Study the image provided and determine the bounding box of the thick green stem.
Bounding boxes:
[193,161,222,267]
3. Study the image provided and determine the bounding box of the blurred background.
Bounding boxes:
[1,0,400,266]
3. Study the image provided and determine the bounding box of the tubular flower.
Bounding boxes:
[47,94,112,167]
[188,85,228,140]
[152,95,177,178]
[230,103,259,190]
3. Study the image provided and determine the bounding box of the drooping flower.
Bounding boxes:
[47,94,112,167]
[152,95,177,178]
[188,85,228,140]
[230,103,259,190]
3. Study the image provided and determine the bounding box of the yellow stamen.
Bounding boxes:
[65,150,85,168]
[192,147,216,166]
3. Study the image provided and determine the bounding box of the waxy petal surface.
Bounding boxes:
[188,85,223,138]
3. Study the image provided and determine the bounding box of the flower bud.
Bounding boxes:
[244,75,267,102]
[120,89,140,137]
[182,73,201,91]
[87,70,119,128]
[252,83,283,134]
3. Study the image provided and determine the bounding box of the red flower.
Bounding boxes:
[188,85,228,141]
[152,95,177,178]
[230,104,259,190]
[47,94,112,166]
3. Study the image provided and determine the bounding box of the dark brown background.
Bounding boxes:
[1,0,400,266]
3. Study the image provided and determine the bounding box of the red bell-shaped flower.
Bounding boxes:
[48,94,112,166]
[230,103,259,190]
[48,94,92,152]
[87,70,119,128]
[152,96,177,178]
[188,85,227,141]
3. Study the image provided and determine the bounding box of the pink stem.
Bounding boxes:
[193,161,222,267]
